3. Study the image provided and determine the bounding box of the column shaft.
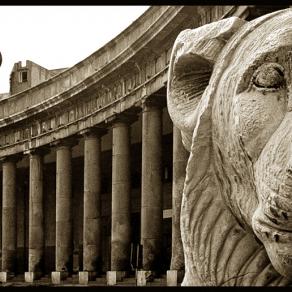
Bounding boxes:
[2,160,17,272]
[141,103,162,271]
[170,127,188,270]
[111,122,131,271]
[83,134,102,272]
[56,145,73,272]
[28,153,44,273]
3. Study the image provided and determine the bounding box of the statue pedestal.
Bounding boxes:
[166,270,184,286]
[79,271,97,284]
[136,270,155,286]
[0,272,14,283]
[51,271,69,284]
[106,271,126,285]
[24,271,42,283]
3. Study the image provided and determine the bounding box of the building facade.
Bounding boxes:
[0,5,287,286]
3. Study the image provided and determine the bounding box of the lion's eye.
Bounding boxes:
[252,63,285,89]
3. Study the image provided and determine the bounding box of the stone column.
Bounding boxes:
[107,116,132,285]
[167,127,188,286]
[79,128,106,285]
[51,140,74,284]
[25,149,47,283]
[139,99,163,280]
[0,157,18,282]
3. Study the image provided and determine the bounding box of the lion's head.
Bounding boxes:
[167,8,292,285]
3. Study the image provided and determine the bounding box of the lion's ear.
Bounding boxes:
[167,17,247,151]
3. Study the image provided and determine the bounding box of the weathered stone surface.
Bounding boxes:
[55,144,72,273]
[83,132,102,272]
[28,153,44,274]
[2,160,17,273]
[167,8,292,286]
[0,271,14,282]
[51,271,68,284]
[24,271,42,283]
[136,270,153,286]
[170,126,188,271]
[106,271,125,286]
[111,121,131,271]
[141,102,163,272]
[79,271,97,284]
[166,270,184,286]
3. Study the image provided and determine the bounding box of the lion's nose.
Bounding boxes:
[253,207,292,243]
[252,207,292,279]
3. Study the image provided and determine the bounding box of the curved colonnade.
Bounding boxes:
[0,5,251,285]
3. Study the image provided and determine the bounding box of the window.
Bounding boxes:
[19,71,28,83]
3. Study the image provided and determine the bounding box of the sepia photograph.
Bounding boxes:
[0,4,291,287]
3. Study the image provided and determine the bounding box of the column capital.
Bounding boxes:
[24,146,50,157]
[50,137,77,149]
[105,112,138,127]
[0,154,22,164]
[141,96,165,112]
[79,127,107,139]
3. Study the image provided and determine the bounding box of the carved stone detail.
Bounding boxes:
[167,8,292,286]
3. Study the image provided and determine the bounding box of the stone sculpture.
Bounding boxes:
[167,8,292,286]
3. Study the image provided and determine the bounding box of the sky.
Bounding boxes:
[0,5,149,93]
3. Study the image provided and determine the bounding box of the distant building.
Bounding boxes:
[9,60,67,95]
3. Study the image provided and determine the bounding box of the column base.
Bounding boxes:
[166,270,184,286]
[0,272,14,282]
[79,271,97,285]
[25,271,42,283]
[106,271,126,285]
[51,271,69,284]
[136,270,154,286]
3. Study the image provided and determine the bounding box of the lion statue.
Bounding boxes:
[167,8,292,286]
